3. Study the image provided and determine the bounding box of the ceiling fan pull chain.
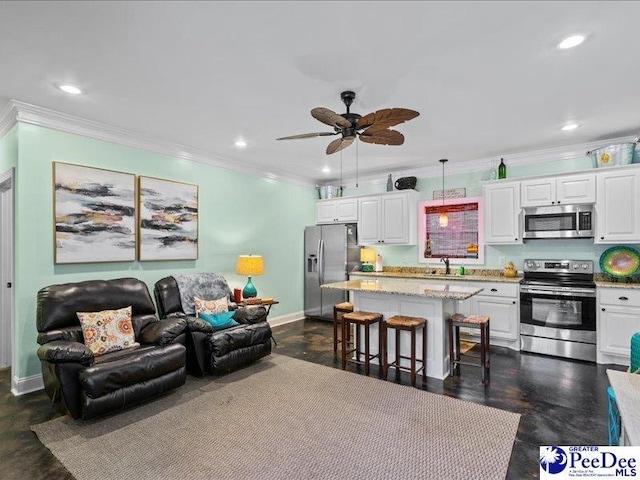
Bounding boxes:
[340,149,343,189]
[356,139,359,188]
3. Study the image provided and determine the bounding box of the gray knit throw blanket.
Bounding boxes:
[172,273,232,315]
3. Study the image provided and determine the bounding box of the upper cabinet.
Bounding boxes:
[316,198,358,224]
[521,173,595,207]
[595,169,640,243]
[483,182,522,244]
[357,191,418,245]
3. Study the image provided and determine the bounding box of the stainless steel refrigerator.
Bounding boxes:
[304,223,359,320]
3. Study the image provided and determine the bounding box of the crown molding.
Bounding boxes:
[0,101,18,139]
[5,100,315,188]
[330,134,638,188]
[4,99,636,190]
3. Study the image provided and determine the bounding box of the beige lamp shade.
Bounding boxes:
[235,255,264,276]
[360,247,376,263]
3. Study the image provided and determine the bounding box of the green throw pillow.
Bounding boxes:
[197,311,239,330]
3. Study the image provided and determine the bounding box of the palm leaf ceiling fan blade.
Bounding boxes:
[311,107,352,129]
[276,91,419,153]
[326,136,355,155]
[359,129,405,146]
[356,108,420,130]
[276,132,338,140]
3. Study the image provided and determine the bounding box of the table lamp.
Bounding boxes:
[235,255,264,298]
[360,247,376,272]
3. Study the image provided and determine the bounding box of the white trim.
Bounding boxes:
[11,373,44,396]
[268,310,304,327]
[0,169,13,376]
[8,100,315,188]
[4,99,636,190]
[333,135,639,189]
[0,102,18,139]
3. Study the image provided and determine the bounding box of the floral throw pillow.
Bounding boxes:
[77,306,139,356]
[194,296,229,315]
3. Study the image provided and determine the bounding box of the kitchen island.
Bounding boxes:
[321,279,483,380]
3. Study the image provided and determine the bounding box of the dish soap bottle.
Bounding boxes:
[498,158,506,179]
[386,174,393,191]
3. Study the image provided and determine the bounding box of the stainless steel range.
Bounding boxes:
[520,259,597,362]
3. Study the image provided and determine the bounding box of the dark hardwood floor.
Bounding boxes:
[0,318,626,480]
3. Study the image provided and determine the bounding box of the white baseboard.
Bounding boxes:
[268,311,304,327]
[12,373,44,396]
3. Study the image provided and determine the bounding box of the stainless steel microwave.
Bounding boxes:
[523,204,594,239]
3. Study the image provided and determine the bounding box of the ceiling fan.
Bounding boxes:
[276,91,420,155]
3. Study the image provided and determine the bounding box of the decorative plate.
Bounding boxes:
[599,246,640,278]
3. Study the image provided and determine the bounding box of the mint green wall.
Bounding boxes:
[0,125,18,172]
[14,123,315,378]
[345,156,633,270]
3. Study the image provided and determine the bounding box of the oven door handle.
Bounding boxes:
[520,287,596,298]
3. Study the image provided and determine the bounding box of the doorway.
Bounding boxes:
[0,168,14,370]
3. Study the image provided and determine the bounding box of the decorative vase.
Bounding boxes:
[242,276,257,298]
[503,262,517,278]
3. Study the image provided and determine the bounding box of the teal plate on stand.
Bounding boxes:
[599,246,640,278]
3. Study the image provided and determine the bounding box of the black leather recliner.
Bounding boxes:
[154,275,272,375]
[36,278,188,420]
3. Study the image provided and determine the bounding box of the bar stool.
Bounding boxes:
[381,315,427,386]
[341,311,383,376]
[448,313,490,383]
[333,302,354,354]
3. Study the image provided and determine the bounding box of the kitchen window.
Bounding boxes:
[418,197,484,264]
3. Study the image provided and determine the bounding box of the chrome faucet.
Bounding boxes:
[441,257,450,275]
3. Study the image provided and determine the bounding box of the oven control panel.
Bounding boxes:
[523,259,593,274]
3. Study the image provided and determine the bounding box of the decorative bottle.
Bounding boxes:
[498,158,506,179]
[386,174,393,191]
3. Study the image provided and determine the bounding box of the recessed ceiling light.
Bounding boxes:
[234,140,247,148]
[322,166,331,174]
[58,84,83,95]
[561,123,579,131]
[557,35,585,50]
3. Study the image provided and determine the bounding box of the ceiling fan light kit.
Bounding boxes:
[277,91,419,155]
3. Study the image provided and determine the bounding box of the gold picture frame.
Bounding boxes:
[137,176,199,261]
[53,162,137,264]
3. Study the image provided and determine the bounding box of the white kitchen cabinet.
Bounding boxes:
[556,174,596,204]
[357,191,418,245]
[316,197,358,224]
[467,281,519,343]
[598,288,640,365]
[520,173,595,207]
[595,169,640,243]
[521,178,555,207]
[483,182,522,244]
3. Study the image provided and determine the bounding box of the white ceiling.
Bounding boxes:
[0,1,639,184]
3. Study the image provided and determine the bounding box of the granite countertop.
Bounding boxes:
[607,370,640,446]
[350,268,522,284]
[321,279,483,301]
[595,274,640,289]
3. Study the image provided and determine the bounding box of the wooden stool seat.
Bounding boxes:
[334,302,354,312]
[382,315,427,387]
[386,315,426,328]
[342,311,381,323]
[448,313,490,383]
[341,310,383,376]
[333,302,354,355]
[450,313,489,325]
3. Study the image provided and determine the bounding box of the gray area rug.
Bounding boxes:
[32,355,520,480]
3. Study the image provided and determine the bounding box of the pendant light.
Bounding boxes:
[439,159,448,227]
